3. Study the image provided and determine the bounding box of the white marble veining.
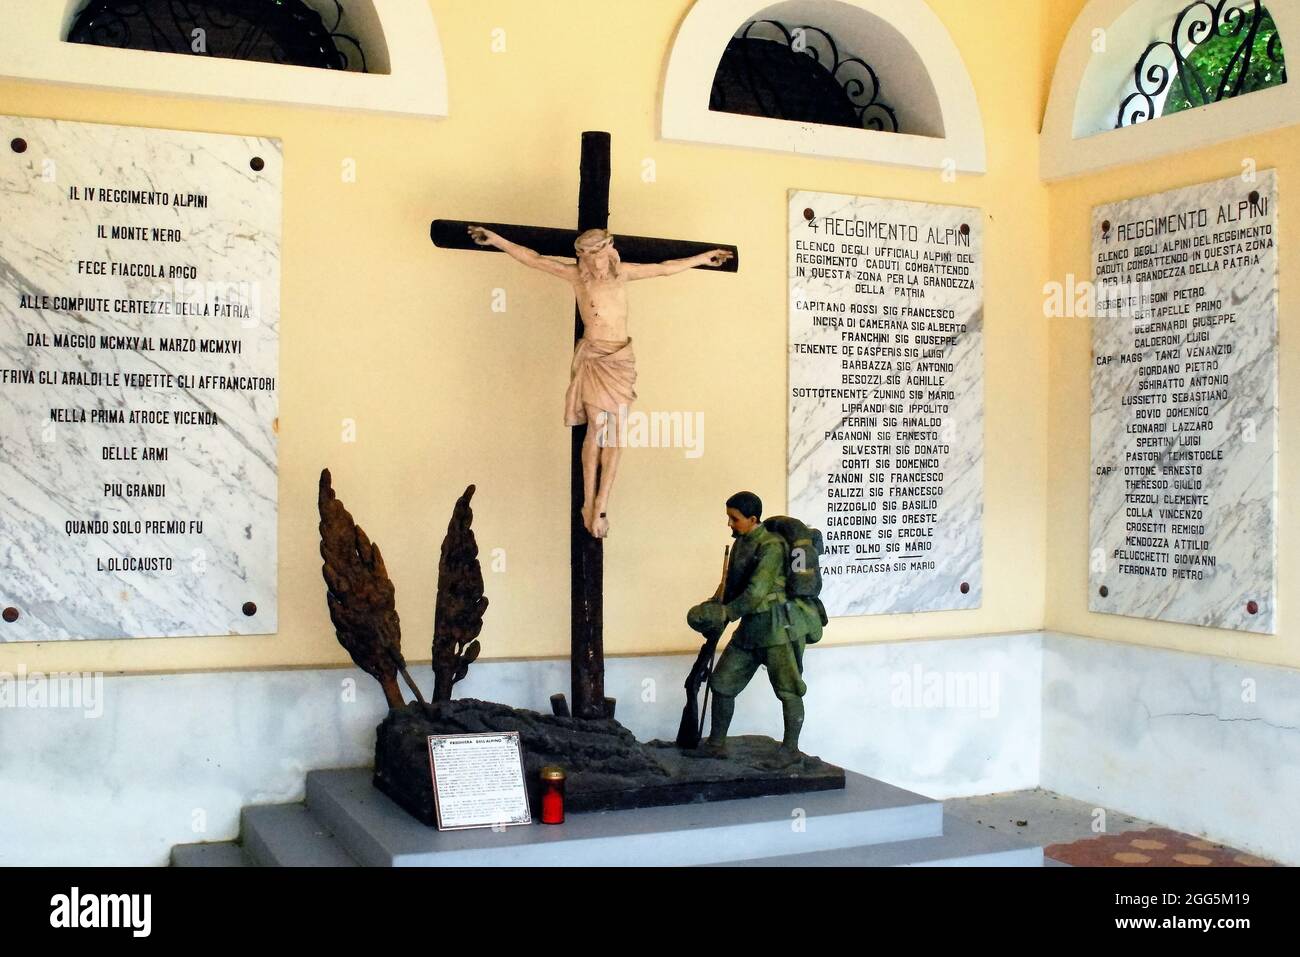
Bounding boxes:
[1041,632,1300,865]
[1090,171,1277,633]
[0,116,281,640]
[787,189,983,617]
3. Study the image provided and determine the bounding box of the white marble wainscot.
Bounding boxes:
[8,633,1298,866]
[1041,631,1300,865]
[787,632,1041,800]
[0,115,281,641]
[605,632,1041,801]
[0,666,392,867]
[1089,172,1278,633]
[0,635,1040,866]
[788,189,983,617]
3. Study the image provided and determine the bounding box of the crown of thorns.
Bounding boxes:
[575,230,614,255]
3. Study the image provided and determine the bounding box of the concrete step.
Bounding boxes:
[305,766,944,867]
[718,814,1044,866]
[241,803,358,867]
[170,841,252,867]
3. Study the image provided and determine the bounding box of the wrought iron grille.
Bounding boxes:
[710,20,899,133]
[1118,1,1285,128]
[66,0,367,73]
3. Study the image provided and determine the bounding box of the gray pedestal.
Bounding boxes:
[173,767,1043,867]
[312,767,938,866]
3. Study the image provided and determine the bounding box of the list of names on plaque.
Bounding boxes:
[1090,171,1278,634]
[788,190,984,617]
[0,116,281,641]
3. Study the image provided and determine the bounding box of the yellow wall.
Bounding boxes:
[0,0,1052,677]
[1044,0,1300,669]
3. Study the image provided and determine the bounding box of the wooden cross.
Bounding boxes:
[432,131,739,720]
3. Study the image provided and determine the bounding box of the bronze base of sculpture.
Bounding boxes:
[373,698,845,827]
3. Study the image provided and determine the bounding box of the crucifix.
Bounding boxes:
[432,131,740,720]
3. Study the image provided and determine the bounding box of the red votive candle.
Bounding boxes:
[540,766,566,824]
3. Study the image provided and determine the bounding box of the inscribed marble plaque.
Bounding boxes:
[1090,171,1277,633]
[0,115,281,641]
[788,190,983,617]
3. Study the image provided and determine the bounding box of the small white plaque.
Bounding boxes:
[427,732,532,831]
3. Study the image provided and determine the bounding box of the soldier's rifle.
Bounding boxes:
[675,545,731,749]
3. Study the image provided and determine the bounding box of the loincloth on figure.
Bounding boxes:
[564,337,638,426]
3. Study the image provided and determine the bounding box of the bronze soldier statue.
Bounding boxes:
[685,491,826,762]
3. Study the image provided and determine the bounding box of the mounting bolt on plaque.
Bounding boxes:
[1247,600,1259,615]
[1249,191,1261,206]
[803,208,816,221]
[250,156,265,172]
[959,223,970,236]
[1099,585,1109,598]
[959,581,970,595]
[2,607,18,623]
[1101,220,1111,235]
[241,601,257,617]
[10,138,27,154]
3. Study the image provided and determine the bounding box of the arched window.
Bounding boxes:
[663,0,984,171]
[1118,1,1286,128]
[710,20,899,133]
[0,0,446,116]
[1042,0,1300,180]
[66,0,368,73]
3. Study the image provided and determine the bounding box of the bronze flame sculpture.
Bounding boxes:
[318,469,487,707]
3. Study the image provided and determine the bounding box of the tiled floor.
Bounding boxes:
[944,789,1277,867]
[1043,828,1275,867]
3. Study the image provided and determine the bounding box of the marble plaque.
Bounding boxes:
[788,190,983,617]
[1090,171,1278,634]
[0,116,281,641]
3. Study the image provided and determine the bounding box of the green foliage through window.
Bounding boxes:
[1117,2,1287,128]
[1163,9,1286,115]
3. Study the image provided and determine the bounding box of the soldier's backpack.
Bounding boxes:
[762,515,829,639]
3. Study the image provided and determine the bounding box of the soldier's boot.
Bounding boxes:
[775,696,805,765]
[690,693,734,758]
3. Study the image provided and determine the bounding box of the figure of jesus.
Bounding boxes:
[469,226,733,539]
